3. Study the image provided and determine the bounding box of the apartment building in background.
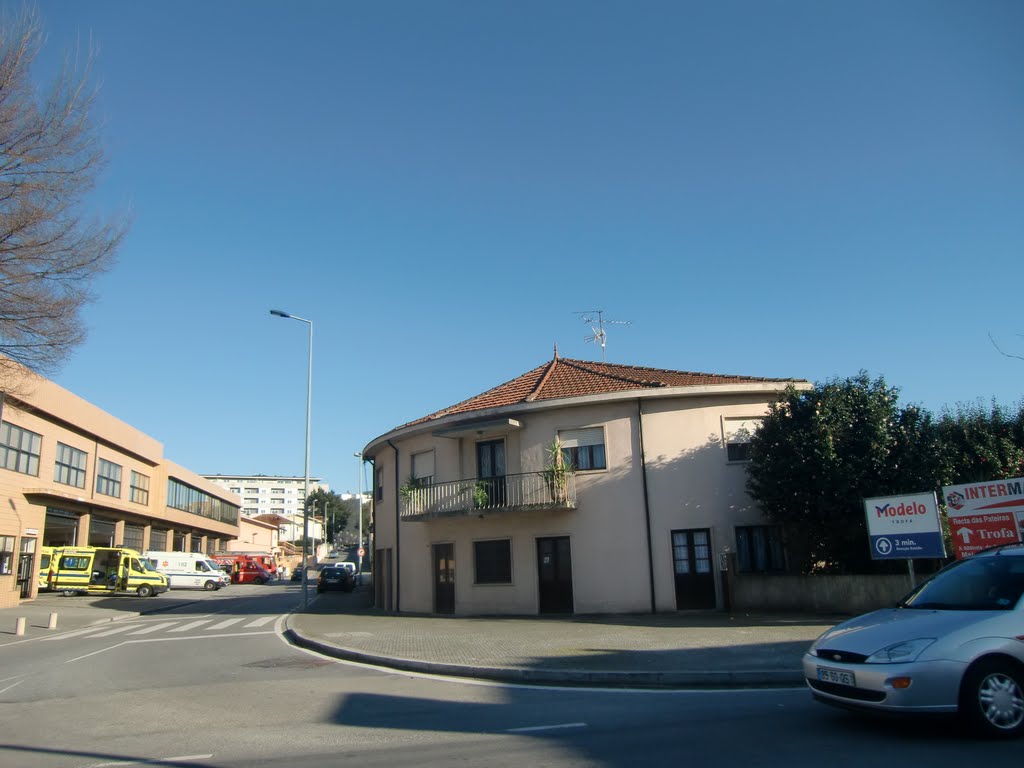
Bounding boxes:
[202,474,329,543]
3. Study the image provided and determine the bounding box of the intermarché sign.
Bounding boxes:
[943,476,1024,559]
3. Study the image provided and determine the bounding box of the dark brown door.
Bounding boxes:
[433,543,455,614]
[672,529,716,609]
[537,536,573,613]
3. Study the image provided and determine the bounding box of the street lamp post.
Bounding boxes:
[354,452,363,583]
[270,308,313,610]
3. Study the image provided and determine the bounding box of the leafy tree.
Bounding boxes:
[745,373,942,574]
[305,487,352,544]
[0,10,128,383]
[934,400,1024,484]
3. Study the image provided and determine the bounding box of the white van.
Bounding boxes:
[144,551,229,591]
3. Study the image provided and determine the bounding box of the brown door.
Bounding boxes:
[537,536,574,613]
[433,543,455,614]
[672,529,716,609]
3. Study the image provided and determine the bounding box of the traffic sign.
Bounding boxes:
[357,547,365,557]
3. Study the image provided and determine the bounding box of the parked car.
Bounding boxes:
[317,564,355,593]
[290,566,305,582]
[803,543,1024,738]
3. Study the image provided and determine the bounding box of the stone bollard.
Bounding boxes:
[48,612,58,629]
[15,616,26,636]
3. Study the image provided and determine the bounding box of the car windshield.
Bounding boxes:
[900,554,1024,611]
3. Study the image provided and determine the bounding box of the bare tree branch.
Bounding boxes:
[0,8,130,383]
[989,332,1024,363]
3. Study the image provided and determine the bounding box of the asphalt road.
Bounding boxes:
[0,585,1019,767]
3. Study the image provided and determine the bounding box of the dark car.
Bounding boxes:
[290,566,305,582]
[317,564,355,593]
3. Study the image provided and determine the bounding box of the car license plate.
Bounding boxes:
[817,666,855,686]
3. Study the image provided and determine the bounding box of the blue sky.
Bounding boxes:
[15,0,1024,494]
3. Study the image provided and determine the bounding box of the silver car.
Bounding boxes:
[803,543,1024,738]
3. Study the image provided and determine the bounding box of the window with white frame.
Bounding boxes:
[0,421,41,476]
[0,535,14,575]
[723,418,761,462]
[412,450,435,486]
[558,427,606,470]
[54,443,87,488]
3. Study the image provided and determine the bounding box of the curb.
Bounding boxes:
[282,619,805,690]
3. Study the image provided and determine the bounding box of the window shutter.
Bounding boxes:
[413,451,434,480]
[559,428,603,448]
[724,418,760,444]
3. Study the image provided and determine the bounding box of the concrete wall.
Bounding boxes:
[732,572,916,615]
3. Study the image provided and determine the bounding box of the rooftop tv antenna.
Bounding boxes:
[574,310,631,362]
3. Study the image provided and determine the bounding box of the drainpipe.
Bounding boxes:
[638,399,656,613]
[387,439,400,613]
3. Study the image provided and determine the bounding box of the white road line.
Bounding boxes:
[63,631,277,662]
[40,626,129,642]
[0,678,25,695]
[81,754,213,767]
[168,619,213,633]
[85,625,143,638]
[244,616,276,628]
[127,622,178,635]
[506,722,588,733]
[205,618,244,630]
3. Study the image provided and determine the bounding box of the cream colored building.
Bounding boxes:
[202,474,327,544]
[0,365,241,608]
[364,353,810,616]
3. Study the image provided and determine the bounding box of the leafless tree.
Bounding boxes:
[0,8,129,387]
[989,333,1024,363]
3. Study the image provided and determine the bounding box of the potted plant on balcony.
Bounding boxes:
[399,475,426,509]
[543,437,572,504]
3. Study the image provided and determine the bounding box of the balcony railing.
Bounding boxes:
[400,471,577,521]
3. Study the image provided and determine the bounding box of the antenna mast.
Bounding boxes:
[574,310,631,362]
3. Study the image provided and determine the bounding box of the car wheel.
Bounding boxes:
[254,577,265,585]
[960,658,1024,738]
[137,584,154,598]
[61,589,78,597]
[203,580,217,591]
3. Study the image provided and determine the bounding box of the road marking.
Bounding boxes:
[127,622,178,636]
[85,625,143,638]
[81,754,213,767]
[0,678,26,695]
[506,722,588,733]
[205,618,244,630]
[244,616,276,628]
[63,632,277,662]
[168,619,213,633]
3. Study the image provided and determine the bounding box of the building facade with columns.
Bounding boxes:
[0,364,241,608]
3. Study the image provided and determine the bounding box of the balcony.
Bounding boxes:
[400,471,577,521]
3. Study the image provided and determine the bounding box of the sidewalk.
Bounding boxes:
[285,589,841,689]
[2,589,840,689]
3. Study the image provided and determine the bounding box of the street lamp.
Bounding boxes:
[354,452,363,582]
[270,308,313,610]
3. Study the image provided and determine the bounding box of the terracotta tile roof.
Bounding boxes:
[399,355,799,429]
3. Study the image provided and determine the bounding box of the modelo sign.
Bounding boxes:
[943,476,1024,559]
[864,492,945,560]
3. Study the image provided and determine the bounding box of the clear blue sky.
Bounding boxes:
[17,0,1024,494]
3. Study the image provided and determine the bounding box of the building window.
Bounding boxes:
[149,529,168,551]
[375,467,384,501]
[0,421,42,476]
[271,487,284,493]
[130,471,150,505]
[122,524,144,551]
[96,459,123,498]
[723,418,761,462]
[735,525,786,573]
[229,487,240,494]
[54,443,87,488]
[244,487,259,493]
[558,427,606,471]
[0,535,14,575]
[412,450,435,486]
[474,538,512,584]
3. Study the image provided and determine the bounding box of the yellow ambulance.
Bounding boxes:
[47,545,169,597]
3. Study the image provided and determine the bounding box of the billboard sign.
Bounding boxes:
[864,492,946,560]
[943,476,1024,559]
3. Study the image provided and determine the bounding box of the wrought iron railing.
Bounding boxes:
[400,471,577,520]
